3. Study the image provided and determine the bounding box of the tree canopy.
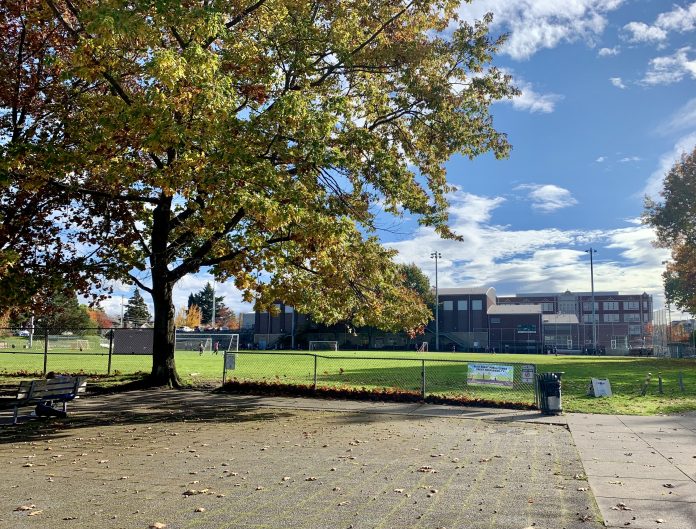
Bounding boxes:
[188,283,225,325]
[398,263,435,316]
[2,0,517,385]
[644,147,696,313]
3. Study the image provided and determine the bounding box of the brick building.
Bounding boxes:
[254,288,653,353]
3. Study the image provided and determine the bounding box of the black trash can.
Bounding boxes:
[536,372,564,415]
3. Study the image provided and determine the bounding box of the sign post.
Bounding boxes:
[222,352,236,385]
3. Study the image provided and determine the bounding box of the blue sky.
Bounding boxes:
[105,0,696,318]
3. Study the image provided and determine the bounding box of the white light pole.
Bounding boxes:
[430,251,441,351]
[211,282,216,329]
[585,248,597,350]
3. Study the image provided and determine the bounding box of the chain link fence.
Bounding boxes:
[222,352,538,406]
[0,327,538,406]
[0,327,152,377]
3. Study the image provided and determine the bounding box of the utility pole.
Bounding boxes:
[430,251,441,351]
[585,248,597,350]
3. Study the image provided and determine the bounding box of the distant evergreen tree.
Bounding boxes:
[36,292,93,332]
[124,289,151,326]
[187,283,226,325]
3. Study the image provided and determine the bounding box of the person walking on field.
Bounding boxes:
[213,341,219,355]
[199,341,204,355]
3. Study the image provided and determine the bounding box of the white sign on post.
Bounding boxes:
[224,353,236,370]
[521,364,536,384]
[590,378,612,397]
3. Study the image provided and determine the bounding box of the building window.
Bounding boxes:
[582,302,599,312]
[643,313,649,322]
[643,300,649,310]
[628,325,642,335]
[603,313,620,322]
[583,314,599,323]
[284,305,294,313]
[603,301,619,311]
[471,299,483,311]
[443,300,453,311]
[623,301,639,310]
[541,302,554,312]
[624,313,640,322]
[490,317,500,324]
[457,300,468,311]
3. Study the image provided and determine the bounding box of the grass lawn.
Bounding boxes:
[0,346,694,415]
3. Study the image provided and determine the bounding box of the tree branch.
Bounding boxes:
[309,2,414,88]
[169,207,246,279]
[202,0,268,49]
[48,179,161,205]
[128,274,153,294]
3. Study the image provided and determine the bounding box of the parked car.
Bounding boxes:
[16,330,30,337]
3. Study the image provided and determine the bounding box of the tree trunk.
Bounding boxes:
[148,194,181,387]
[150,278,181,387]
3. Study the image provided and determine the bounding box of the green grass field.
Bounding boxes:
[1,343,694,415]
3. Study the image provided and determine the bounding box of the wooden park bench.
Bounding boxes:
[12,376,87,425]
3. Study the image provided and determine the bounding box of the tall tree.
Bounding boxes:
[0,0,133,309]
[644,147,696,313]
[3,1,516,386]
[188,283,225,325]
[124,289,151,327]
[398,263,436,317]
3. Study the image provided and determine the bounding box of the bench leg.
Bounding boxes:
[13,405,19,425]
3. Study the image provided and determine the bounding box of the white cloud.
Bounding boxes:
[655,2,696,32]
[643,131,696,198]
[619,156,640,163]
[498,70,563,113]
[642,47,696,85]
[623,2,696,44]
[595,156,606,163]
[598,46,620,56]
[386,190,668,303]
[660,97,696,133]
[459,0,624,60]
[609,76,626,89]
[515,184,578,213]
[622,21,667,43]
[509,78,563,113]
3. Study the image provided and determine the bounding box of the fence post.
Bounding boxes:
[658,372,663,395]
[107,329,114,376]
[43,327,48,377]
[421,359,426,400]
[313,354,318,391]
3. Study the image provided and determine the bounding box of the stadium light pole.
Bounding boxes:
[430,251,441,351]
[211,282,216,329]
[661,260,673,346]
[585,248,597,350]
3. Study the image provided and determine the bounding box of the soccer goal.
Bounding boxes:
[225,334,239,352]
[175,336,211,352]
[309,341,338,351]
[46,335,90,351]
[417,341,428,352]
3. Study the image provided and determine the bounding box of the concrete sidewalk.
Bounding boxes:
[567,413,696,529]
